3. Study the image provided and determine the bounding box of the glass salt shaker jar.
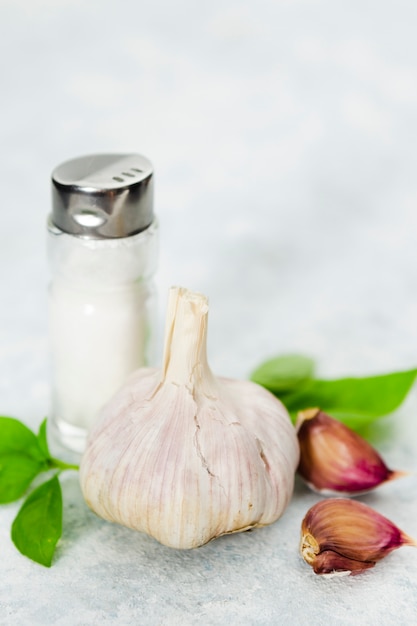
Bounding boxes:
[48,154,158,453]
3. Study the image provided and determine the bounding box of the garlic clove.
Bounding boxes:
[300,498,416,576]
[79,287,299,549]
[309,550,376,577]
[296,408,405,495]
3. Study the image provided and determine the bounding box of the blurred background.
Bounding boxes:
[1,0,417,419]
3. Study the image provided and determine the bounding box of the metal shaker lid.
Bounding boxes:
[51,153,154,239]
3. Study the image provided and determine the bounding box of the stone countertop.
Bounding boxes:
[1,1,417,624]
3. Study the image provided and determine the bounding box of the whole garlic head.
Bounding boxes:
[79,287,299,549]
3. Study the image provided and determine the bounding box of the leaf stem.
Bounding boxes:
[48,457,79,472]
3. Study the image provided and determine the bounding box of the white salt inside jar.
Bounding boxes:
[48,154,158,452]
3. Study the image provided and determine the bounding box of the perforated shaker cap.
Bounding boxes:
[51,153,154,239]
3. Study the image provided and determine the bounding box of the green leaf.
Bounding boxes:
[0,417,46,461]
[0,417,49,502]
[11,475,63,568]
[37,418,50,459]
[36,418,79,472]
[281,368,417,429]
[251,354,315,394]
[0,454,47,504]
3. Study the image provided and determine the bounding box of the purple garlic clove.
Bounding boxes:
[300,498,416,576]
[296,408,406,495]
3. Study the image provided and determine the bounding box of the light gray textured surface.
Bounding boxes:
[1,1,417,624]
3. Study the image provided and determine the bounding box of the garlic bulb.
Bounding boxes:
[79,286,299,549]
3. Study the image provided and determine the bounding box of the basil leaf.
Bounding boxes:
[0,454,47,504]
[281,369,417,429]
[0,417,49,502]
[36,418,79,472]
[0,417,46,461]
[251,354,315,394]
[37,418,50,459]
[11,475,63,568]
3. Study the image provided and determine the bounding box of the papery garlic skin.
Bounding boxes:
[300,499,416,576]
[296,409,404,495]
[79,287,299,549]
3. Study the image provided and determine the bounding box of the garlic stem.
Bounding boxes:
[161,287,217,396]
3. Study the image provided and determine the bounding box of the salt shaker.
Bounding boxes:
[48,153,158,452]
